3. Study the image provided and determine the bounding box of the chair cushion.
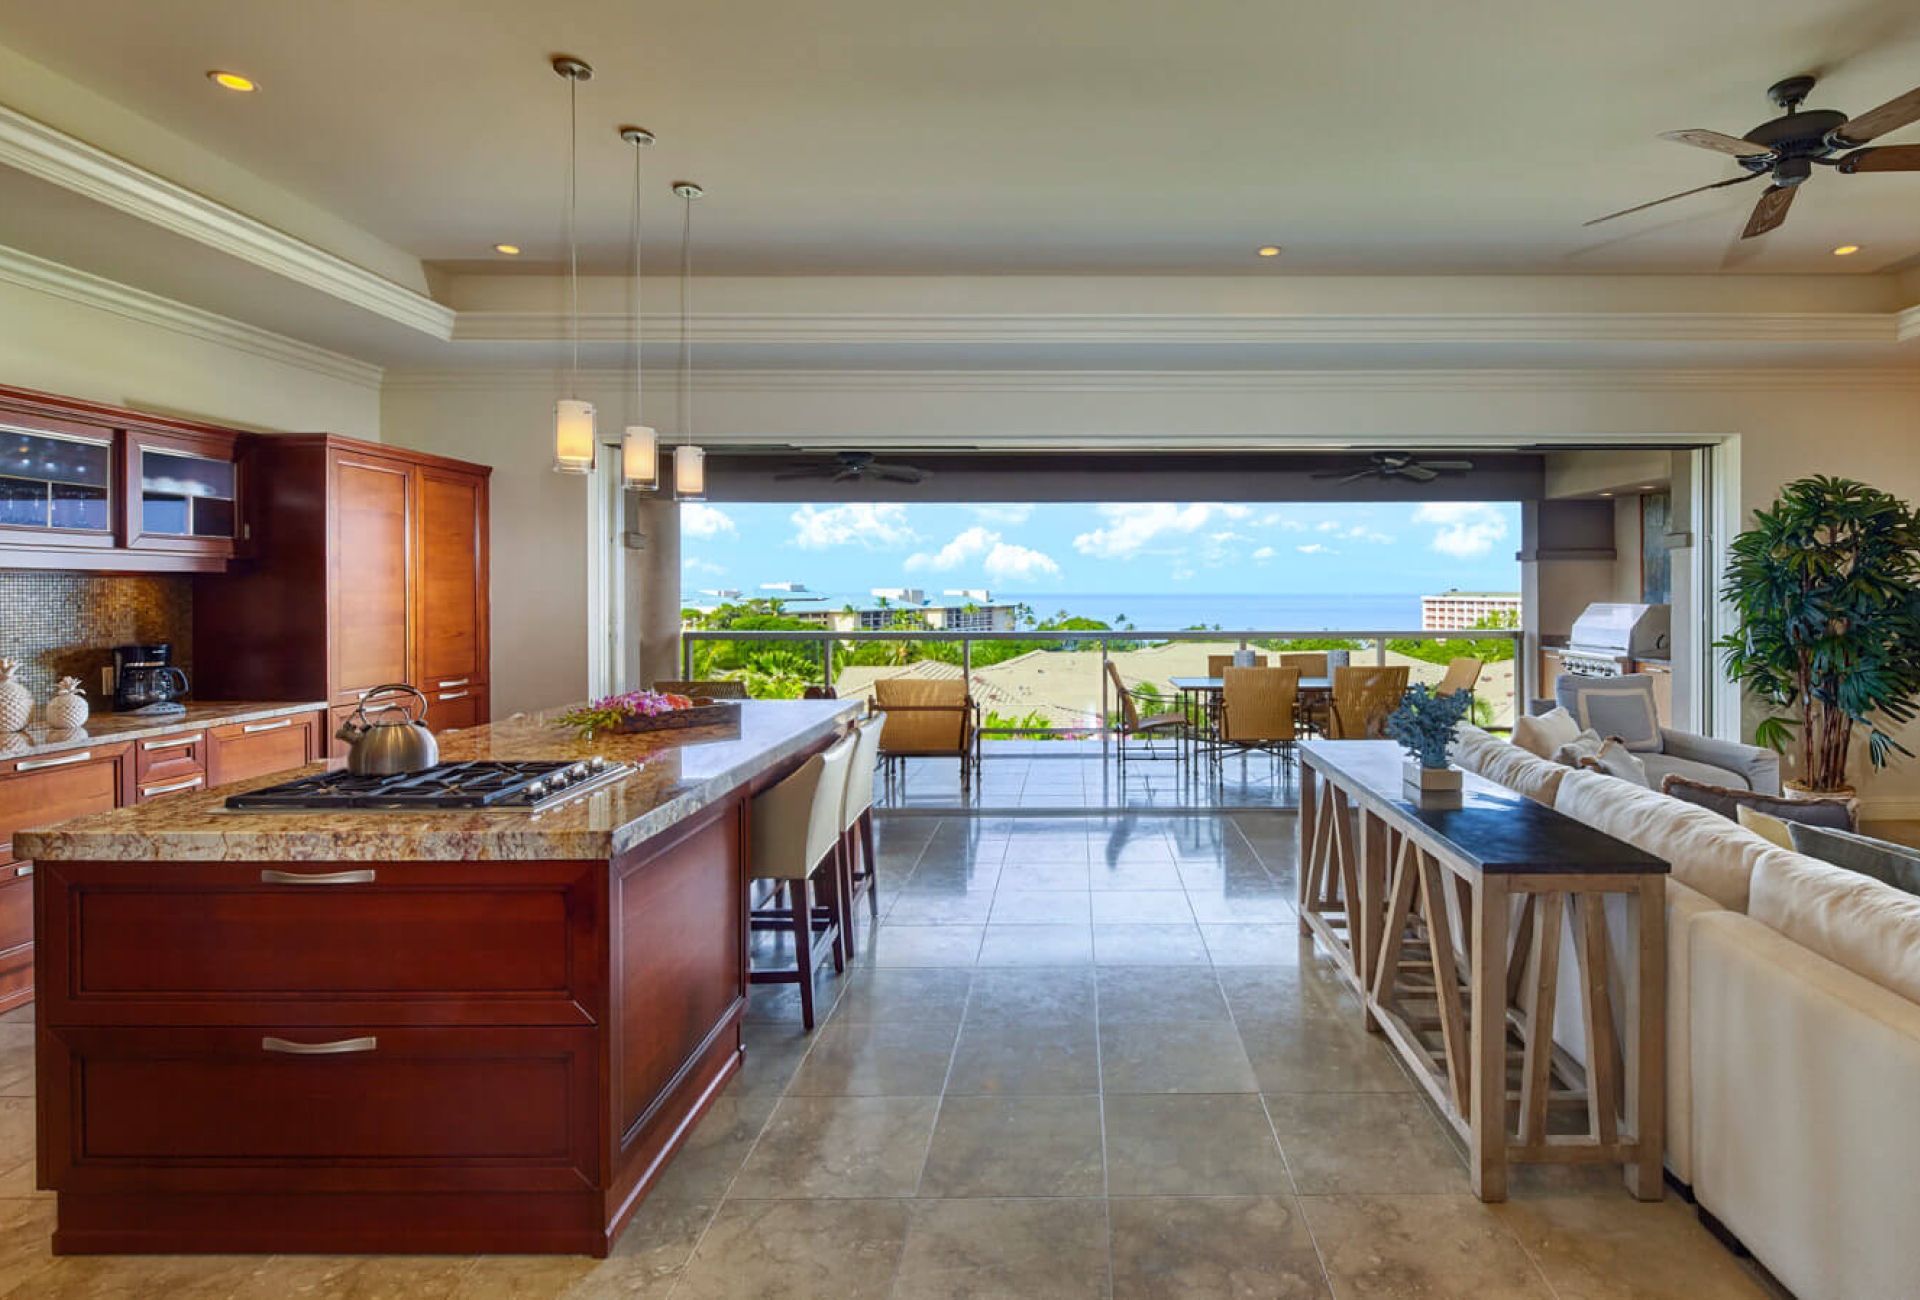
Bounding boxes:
[1557,675,1663,752]
[1749,847,1920,1003]
[1660,773,1856,830]
[1511,707,1580,760]
[1786,823,1920,899]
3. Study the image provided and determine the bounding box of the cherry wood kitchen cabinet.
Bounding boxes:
[0,744,133,1013]
[194,435,492,741]
[206,711,326,786]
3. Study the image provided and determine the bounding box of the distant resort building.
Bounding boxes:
[1420,589,1522,631]
[783,588,1022,633]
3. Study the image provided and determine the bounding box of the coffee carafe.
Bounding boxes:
[112,643,189,714]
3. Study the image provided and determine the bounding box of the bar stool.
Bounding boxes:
[840,713,888,944]
[747,733,855,1029]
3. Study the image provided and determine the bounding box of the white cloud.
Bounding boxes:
[1315,520,1342,533]
[905,526,996,572]
[680,503,735,539]
[790,503,916,550]
[682,557,727,576]
[1347,526,1395,544]
[983,542,1061,583]
[1413,502,1509,558]
[1171,566,1195,581]
[1252,546,1277,562]
[1208,530,1255,545]
[1073,503,1251,560]
[1257,512,1309,532]
[1297,543,1337,555]
[970,504,1034,525]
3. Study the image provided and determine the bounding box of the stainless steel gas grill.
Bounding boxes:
[1561,602,1672,678]
[226,758,634,813]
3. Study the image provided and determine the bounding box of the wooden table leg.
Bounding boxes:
[1297,762,1319,938]
[1357,811,1387,1031]
[1469,873,1512,1201]
[1624,877,1667,1200]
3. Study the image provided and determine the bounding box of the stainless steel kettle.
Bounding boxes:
[334,684,440,776]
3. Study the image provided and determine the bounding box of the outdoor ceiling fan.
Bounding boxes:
[1585,74,1920,239]
[772,450,932,485]
[1314,452,1475,486]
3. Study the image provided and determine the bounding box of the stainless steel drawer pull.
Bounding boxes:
[437,690,469,701]
[16,751,92,771]
[436,678,469,689]
[13,864,30,877]
[259,868,376,886]
[141,776,204,797]
[262,1036,377,1056]
[142,733,205,751]
[242,719,294,734]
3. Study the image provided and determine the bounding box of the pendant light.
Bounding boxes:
[672,180,707,500]
[551,56,595,475]
[618,125,658,490]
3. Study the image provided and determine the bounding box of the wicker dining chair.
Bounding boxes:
[1326,665,1410,739]
[1436,656,1484,697]
[1275,651,1329,677]
[1206,652,1268,678]
[873,677,979,792]
[651,679,749,700]
[1106,660,1189,769]
[1218,666,1300,779]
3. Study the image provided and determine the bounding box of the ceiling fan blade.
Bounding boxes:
[830,467,863,483]
[1741,184,1798,239]
[771,467,829,482]
[1582,172,1763,227]
[1395,464,1441,483]
[1657,128,1776,159]
[1419,460,1476,472]
[1308,469,1377,486]
[1835,144,1920,174]
[1834,84,1920,144]
[870,465,928,484]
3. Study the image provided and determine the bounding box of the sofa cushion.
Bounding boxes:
[1749,848,1920,1004]
[1660,773,1857,830]
[1557,674,1663,752]
[1786,823,1920,898]
[1554,768,1767,912]
[1511,707,1579,760]
[1552,728,1607,769]
[1736,805,1794,849]
[1470,738,1567,806]
[1585,737,1650,787]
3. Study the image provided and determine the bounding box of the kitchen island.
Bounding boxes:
[16,697,860,1257]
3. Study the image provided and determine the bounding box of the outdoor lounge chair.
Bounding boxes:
[1326,665,1410,739]
[1105,660,1188,769]
[1435,656,1484,697]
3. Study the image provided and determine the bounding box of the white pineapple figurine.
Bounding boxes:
[0,660,29,733]
[44,676,89,731]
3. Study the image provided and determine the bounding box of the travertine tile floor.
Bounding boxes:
[0,811,1792,1299]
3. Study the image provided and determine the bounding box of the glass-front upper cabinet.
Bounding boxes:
[122,428,242,557]
[0,419,116,548]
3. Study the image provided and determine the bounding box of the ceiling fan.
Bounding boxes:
[1313,452,1475,486]
[772,450,932,485]
[1586,74,1920,239]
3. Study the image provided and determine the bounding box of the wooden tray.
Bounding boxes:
[613,700,743,733]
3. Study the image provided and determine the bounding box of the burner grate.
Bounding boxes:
[226,760,623,811]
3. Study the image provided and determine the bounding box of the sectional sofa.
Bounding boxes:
[1452,723,1920,1300]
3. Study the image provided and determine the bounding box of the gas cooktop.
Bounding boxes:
[225,759,633,813]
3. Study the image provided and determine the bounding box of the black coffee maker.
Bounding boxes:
[112,643,189,714]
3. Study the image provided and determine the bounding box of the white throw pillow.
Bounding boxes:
[1552,728,1606,769]
[1588,736,1650,788]
[1512,707,1580,760]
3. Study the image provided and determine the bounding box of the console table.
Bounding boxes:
[1296,740,1669,1202]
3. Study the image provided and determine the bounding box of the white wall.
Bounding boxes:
[0,272,380,436]
[384,365,1920,812]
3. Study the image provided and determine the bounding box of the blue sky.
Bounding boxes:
[679,500,1521,598]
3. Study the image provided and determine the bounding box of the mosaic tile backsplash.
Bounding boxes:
[0,572,193,711]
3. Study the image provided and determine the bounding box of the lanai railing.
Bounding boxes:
[678,626,1527,739]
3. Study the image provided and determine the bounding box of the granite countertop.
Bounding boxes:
[0,700,328,763]
[16,698,861,864]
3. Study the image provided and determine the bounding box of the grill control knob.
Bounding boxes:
[527,781,548,799]
[588,756,607,771]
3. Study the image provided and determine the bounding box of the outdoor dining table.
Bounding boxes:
[1168,674,1332,765]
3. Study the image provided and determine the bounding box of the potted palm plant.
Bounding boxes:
[1717,476,1920,796]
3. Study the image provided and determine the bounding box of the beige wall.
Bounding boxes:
[0,274,381,436]
[384,366,1920,811]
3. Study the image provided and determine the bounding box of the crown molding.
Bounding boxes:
[450,309,1908,348]
[382,366,1920,395]
[0,105,453,340]
[0,244,383,389]
[1896,302,1920,344]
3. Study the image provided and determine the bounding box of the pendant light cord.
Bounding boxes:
[567,71,581,398]
[679,192,694,439]
[631,141,643,419]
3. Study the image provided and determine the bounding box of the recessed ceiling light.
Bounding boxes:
[1832,244,1860,256]
[1599,491,1614,497]
[206,71,257,92]
[1257,246,1281,258]
[493,243,521,256]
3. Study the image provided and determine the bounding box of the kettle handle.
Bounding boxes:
[358,683,429,725]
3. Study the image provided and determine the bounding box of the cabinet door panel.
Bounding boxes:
[208,713,320,788]
[0,747,128,865]
[423,684,489,734]
[330,453,413,703]
[416,470,486,687]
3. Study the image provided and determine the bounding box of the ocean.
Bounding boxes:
[690,589,1436,633]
